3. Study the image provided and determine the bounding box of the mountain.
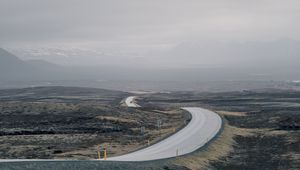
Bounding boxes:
[2,39,300,84]
[0,48,30,69]
[26,59,62,70]
[0,48,91,82]
[0,48,40,81]
[0,48,67,81]
[143,39,300,80]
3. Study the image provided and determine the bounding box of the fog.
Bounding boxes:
[1,0,300,84]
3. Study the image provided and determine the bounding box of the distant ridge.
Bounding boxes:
[0,48,64,81]
[0,48,38,80]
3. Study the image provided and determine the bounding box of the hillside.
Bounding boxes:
[0,48,71,82]
[0,48,41,81]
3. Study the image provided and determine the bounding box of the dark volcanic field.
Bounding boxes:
[0,87,299,169]
[0,87,188,160]
[140,89,300,169]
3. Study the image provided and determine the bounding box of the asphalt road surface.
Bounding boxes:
[125,96,141,107]
[0,98,222,162]
[108,107,222,161]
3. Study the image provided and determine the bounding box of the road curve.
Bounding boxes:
[108,107,222,161]
[0,98,222,162]
[125,96,141,107]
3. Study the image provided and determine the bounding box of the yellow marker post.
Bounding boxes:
[97,145,101,160]
[104,148,107,160]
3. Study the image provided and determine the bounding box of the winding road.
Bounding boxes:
[110,100,222,161]
[0,96,222,162]
[124,96,141,107]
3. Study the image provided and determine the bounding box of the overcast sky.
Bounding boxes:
[1,0,300,69]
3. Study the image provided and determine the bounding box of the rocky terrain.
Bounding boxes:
[0,86,188,159]
[0,87,299,169]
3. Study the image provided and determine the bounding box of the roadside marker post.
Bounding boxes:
[141,126,145,134]
[176,148,179,157]
[147,140,150,146]
[157,119,162,129]
[97,145,101,160]
[104,148,107,160]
